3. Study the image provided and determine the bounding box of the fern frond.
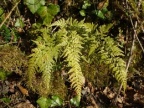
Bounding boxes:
[52,18,90,100]
[27,29,59,95]
[28,17,127,101]
[95,23,113,37]
[98,37,127,90]
[51,18,66,28]
[83,23,97,33]
[62,30,85,101]
[85,23,127,90]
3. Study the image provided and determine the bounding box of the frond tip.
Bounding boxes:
[98,37,127,90]
[52,18,87,101]
[63,31,85,101]
[27,28,59,96]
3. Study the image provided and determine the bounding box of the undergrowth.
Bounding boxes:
[27,18,127,102]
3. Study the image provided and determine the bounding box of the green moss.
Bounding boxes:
[81,61,110,87]
[50,71,67,99]
[0,45,27,75]
[0,69,11,80]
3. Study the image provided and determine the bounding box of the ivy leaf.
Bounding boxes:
[101,7,108,14]
[24,0,45,14]
[50,95,63,107]
[37,4,59,24]
[36,97,50,108]
[47,3,60,16]
[0,25,11,42]
[93,10,106,20]
[43,14,53,24]
[97,10,106,19]
[15,18,25,28]
[70,96,80,107]
[37,6,53,24]
[37,6,48,19]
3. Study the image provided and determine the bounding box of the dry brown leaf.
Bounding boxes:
[17,84,29,96]
[14,100,35,108]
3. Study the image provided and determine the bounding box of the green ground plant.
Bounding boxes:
[27,18,127,103]
[0,45,27,75]
[0,0,144,107]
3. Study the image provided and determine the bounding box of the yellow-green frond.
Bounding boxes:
[27,30,59,96]
[61,30,85,101]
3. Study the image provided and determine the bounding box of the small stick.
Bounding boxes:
[114,0,138,103]
[0,0,21,29]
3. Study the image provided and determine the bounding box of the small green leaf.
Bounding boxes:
[15,18,25,28]
[82,0,91,9]
[70,96,80,107]
[37,6,48,19]
[36,97,50,108]
[24,0,45,14]
[1,98,11,103]
[50,95,63,107]
[43,14,53,24]
[0,71,7,80]
[0,25,11,42]
[79,10,86,16]
[0,7,4,16]
[47,3,60,16]
[101,7,108,14]
[81,56,90,63]
[37,4,59,24]
[97,10,106,19]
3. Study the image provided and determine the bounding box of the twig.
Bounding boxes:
[1,100,12,108]
[0,0,21,29]
[135,33,144,53]
[114,0,138,103]
[114,21,137,104]
[115,0,144,103]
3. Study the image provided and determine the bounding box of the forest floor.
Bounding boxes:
[0,73,144,108]
[0,1,144,108]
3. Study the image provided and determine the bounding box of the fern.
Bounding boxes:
[27,27,59,95]
[27,18,127,101]
[88,24,127,90]
[52,18,85,101]
[63,31,85,101]
[98,37,127,90]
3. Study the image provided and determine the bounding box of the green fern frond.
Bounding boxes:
[98,37,127,90]
[27,28,59,95]
[52,17,85,30]
[28,17,127,101]
[51,18,66,28]
[67,17,78,26]
[84,23,126,90]
[96,23,113,37]
[27,56,37,90]
[99,23,113,34]
[62,31,85,101]
[52,18,86,100]
[83,23,97,32]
